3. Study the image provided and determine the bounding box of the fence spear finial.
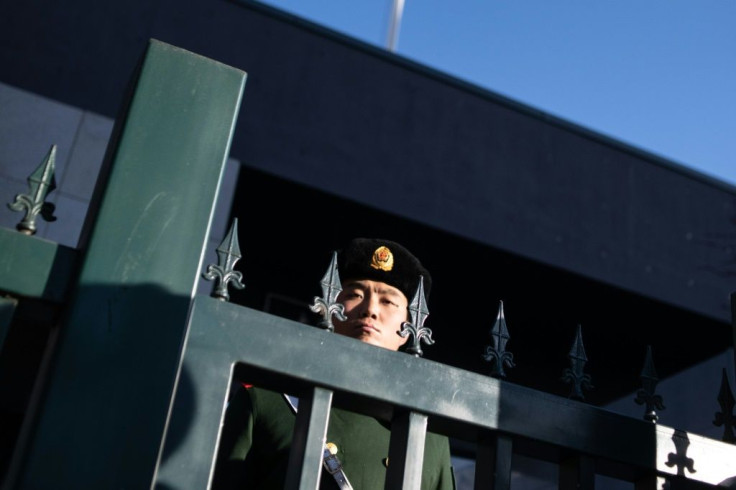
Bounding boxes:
[713,367,735,443]
[482,300,515,378]
[8,144,58,234]
[634,345,665,423]
[400,275,434,357]
[561,324,593,400]
[202,218,246,301]
[309,251,347,331]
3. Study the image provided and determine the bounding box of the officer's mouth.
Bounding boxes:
[358,323,379,335]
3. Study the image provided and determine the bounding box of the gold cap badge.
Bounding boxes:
[370,246,394,271]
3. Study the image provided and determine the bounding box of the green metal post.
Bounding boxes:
[9,39,246,489]
[0,295,17,354]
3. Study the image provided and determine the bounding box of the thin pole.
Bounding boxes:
[386,0,405,52]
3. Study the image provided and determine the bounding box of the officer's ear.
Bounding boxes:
[396,329,410,352]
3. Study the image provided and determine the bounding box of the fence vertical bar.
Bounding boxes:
[285,386,333,490]
[0,296,17,353]
[634,474,661,490]
[385,410,427,490]
[9,39,246,490]
[474,432,512,490]
[559,454,595,490]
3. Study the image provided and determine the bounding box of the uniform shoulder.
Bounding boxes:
[231,385,293,416]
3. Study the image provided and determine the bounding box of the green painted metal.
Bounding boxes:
[473,433,512,489]
[285,386,333,489]
[385,410,427,489]
[201,217,245,301]
[11,40,246,489]
[0,295,18,353]
[156,296,736,488]
[6,144,58,235]
[559,454,595,489]
[0,227,78,303]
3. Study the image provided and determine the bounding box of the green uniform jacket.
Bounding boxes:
[213,386,456,489]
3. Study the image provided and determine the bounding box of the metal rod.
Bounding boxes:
[386,0,405,52]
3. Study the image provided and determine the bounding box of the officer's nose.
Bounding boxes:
[360,294,379,318]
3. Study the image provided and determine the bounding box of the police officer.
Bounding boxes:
[213,238,456,489]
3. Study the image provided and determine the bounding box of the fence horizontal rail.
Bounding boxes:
[0,227,78,303]
[155,295,736,489]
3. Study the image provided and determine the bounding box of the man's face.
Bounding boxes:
[333,279,409,351]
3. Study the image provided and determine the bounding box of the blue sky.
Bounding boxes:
[257,0,735,188]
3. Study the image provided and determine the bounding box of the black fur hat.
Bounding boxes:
[337,238,432,301]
